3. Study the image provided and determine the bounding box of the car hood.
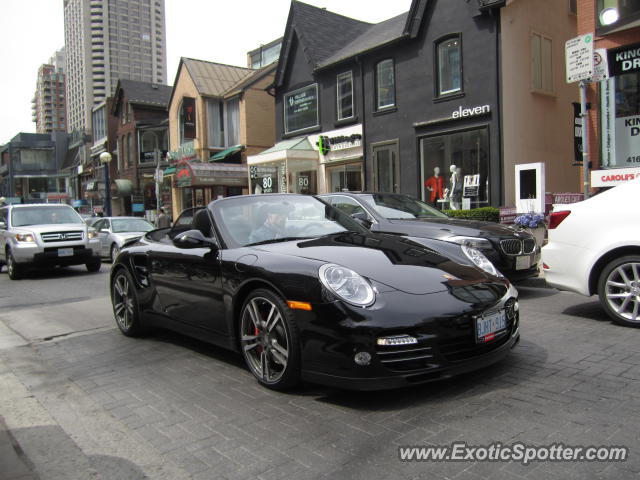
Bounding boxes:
[253,232,500,295]
[381,218,517,241]
[17,223,87,233]
[112,231,146,241]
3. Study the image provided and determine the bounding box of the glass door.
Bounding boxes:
[372,142,399,193]
[326,162,363,192]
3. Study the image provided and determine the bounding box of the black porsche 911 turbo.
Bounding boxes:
[110,194,520,391]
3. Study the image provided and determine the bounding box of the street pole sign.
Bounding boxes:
[591,48,610,83]
[566,34,594,84]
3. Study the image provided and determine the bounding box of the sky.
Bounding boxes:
[0,0,412,145]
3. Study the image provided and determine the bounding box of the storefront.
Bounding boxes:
[173,161,247,211]
[247,138,319,195]
[417,105,494,210]
[309,125,364,193]
[600,42,640,170]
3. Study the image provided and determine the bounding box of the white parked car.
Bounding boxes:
[542,179,640,327]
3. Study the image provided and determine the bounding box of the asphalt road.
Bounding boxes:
[1,265,639,480]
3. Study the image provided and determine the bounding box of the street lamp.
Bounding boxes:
[99,151,112,217]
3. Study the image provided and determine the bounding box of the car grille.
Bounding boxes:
[375,341,435,372]
[41,231,84,243]
[500,238,536,255]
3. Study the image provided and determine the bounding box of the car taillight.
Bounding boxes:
[548,210,571,229]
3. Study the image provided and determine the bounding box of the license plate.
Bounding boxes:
[515,255,531,270]
[58,248,74,257]
[475,309,506,343]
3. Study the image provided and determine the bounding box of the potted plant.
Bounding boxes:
[514,212,546,247]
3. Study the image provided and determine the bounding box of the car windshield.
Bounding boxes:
[11,206,84,226]
[215,195,368,248]
[111,218,154,233]
[360,193,449,220]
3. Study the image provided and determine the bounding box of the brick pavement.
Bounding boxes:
[2,284,640,479]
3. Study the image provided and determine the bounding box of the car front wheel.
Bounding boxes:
[7,250,25,280]
[111,268,145,336]
[239,289,301,390]
[598,255,640,328]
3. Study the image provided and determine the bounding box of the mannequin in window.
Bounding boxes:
[448,165,462,210]
[424,166,444,205]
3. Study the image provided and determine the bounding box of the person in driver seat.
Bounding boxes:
[248,204,289,244]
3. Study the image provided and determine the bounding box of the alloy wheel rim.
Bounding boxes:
[605,262,640,322]
[113,274,135,330]
[240,297,289,383]
[7,254,14,276]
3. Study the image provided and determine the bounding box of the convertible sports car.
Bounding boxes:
[110,194,520,390]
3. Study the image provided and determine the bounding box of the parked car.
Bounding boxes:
[318,192,540,282]
[92,216,155,262]
[542,180,640,328]
[0,203,101,279]
[110,194,520,391]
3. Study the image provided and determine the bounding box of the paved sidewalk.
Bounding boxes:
[0,415,38,480]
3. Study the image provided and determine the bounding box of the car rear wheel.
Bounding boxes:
[598,255,640,328]
[7,250,25,280]
[110,244,120,263]
[239,289,301,390]
[111,268,145,336]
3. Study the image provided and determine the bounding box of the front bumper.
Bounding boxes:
[297,284,520,390]
[11,238,101,266]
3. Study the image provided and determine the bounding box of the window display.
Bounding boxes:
[601,72,640,167]
[420,128,489,209]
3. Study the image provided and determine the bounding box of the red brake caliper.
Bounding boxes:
[254,325,262,354]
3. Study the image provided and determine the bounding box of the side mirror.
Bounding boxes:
[173,229,217,250]
[351,212,372,229]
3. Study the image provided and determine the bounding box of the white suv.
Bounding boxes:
[542,180,640,327]
[0,203,102,280]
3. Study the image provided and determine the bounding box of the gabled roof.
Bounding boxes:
[223,62,278,99]
[275,1,372,86]
[318,12,409,69]
[111,79,172,115]
[182,58,253,97]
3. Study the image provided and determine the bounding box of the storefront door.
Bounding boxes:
[372,142,400,193]
[326,162,363,192]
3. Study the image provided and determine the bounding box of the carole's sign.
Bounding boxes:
[591,167,640,187]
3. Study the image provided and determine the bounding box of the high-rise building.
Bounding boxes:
[63,0,167,134]
[32,49,67,133]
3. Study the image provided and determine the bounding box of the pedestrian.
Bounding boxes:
[156,207,171,228]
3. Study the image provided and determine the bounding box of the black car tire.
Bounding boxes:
[598,255,640,328]
[110,244,120,263]
[111,268,145,337]
[239,289,301,390]
[86,258,101,272]
[6,250,25,280]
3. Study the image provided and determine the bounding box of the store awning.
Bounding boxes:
[112,179,133,196]
[163,166,176,175]
[175,161,248,188]
[210,145,244,162]
[247,138,318,165]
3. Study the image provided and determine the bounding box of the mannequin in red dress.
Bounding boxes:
[424,166,444,204]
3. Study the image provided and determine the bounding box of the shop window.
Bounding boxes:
[284,84,319,134]
[436,35,462,96]
[326,162,362,192]
[337,71,354,121]
[140,131,157,163]
[372,141,399,193]
[531,32,553,94]
[600,72,640,167]
[375,59,395,110]
[179,97,196,145]
[419,128,489,210]
[207,98,239,148]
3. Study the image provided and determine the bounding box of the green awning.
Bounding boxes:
[163,166,176,175]
[210,145,244,162]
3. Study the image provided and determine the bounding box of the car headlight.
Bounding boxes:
[319,263,375,307]
[461,244,503,277]
[87,229,97,239]
[15,233,35,243]
[448,236,493,249]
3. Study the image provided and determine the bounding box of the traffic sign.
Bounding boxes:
[591,48,610,83]
[566,34,594,83]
